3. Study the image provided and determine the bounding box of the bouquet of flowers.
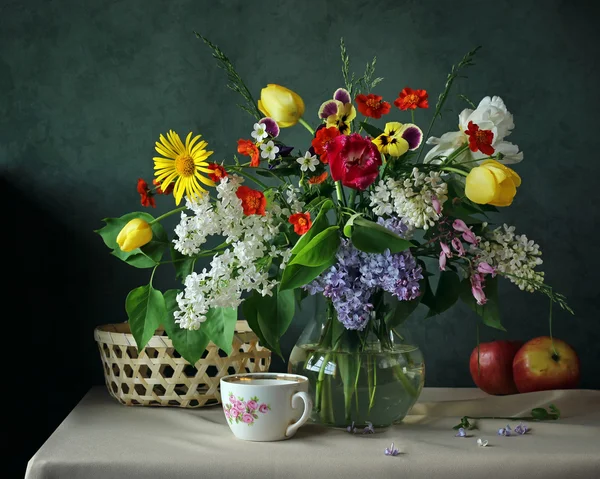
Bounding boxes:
[96,35,571,426]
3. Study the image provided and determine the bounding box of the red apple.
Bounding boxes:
[512,336,580,393]
[469,340,524,395]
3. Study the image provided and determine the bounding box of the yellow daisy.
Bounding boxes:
[153,130,215,205]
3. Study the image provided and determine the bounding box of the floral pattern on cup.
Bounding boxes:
[224,392,271,426]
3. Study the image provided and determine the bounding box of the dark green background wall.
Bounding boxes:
[3,0,599,474]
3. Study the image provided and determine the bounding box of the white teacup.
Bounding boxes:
[220,373,312,441]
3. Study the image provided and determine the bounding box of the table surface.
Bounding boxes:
[26,386,600,479]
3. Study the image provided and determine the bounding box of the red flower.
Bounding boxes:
[355,94,391,119]
[237,139,260,167]
[308,171,329,185]
[394,87,429,111]
[152,178,173,195]
[328,133,382,190]
[137,178,156,208]
[235,185,266,216]
[465,121,495,155]
[289,212,312,235]
[207,163,228,183]
[311,127,341,164]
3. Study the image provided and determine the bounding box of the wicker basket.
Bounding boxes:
[94,321,271,408]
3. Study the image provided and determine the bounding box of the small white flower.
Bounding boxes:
[260,140,279,160]
[251,123,268,141]
[297,151,319,172]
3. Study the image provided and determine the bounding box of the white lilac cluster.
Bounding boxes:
[471,223,544,292]
[172,175,291,330]
[369,168,448,230]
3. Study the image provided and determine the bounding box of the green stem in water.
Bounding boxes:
[298,118,315,135]
[442,166,469,177]
[149,206,186,225]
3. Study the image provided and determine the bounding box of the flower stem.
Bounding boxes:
[149,206,186,224]
[298,118,315,135]
[442,166,469,177]
[347,189,357,208]
[335,181,347,207]
[230,167,270,189]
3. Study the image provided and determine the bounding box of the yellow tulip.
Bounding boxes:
[465,160,522,207]
[116,219,153,252]
[258,84,305,128]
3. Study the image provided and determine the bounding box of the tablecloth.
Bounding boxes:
[25,386,600,479]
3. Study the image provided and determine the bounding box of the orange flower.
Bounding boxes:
[289,212,312,235]
[311,127,341,164]
[152,178,173,195]
[235,185,266,216]
[308,171,329,185]
[207,163,228,183]
[394,87,429,111]
[137,178,156,208]
[355,94,391,119]
[237,139,260,167]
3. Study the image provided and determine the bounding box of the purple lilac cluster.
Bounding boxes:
[305,217,422,331]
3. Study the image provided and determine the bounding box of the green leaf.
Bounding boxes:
[170,246,197,280]
[254,288,295,358]
[459,276,505,331]
[279,258,336,291]
[202,307,238,355]
[95,212,169,268]
[162,289,210,364]
[343,213,363,238]
[290,226,340,267]
[350,217,413,254]
[241,294,272,352]
[359,122,384,138]
[336,352,359,420]
[425,271,461,317]
[126,284,166,351]
[291,200,334,254]
[385,295,421,329]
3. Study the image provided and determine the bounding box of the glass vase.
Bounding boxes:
[288,293,425,429]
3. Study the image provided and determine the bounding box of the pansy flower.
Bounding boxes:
[237,139,260,167]
[318,88,356,135]
[355,94,391,119]
[394,87,429,110]
[372,122,423,157]
[258,117,280,139]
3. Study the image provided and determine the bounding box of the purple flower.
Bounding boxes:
[384,442,399,456]
[439,251,447,271]
[258,117,280,138]
[451,237,465,256]
[514,422,529,435]
[498,425,512,436]
[363,422,375,434]
[346,421,357,434]
[304,216,422,331]
[477,262,497,277]
[455,427,467,437]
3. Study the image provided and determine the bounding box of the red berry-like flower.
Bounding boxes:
[207,163,228,183]
[235,185,266,216]
[237,139,260,167]
[394,87,429,111]
[137,178,156,208]
[152,178,173,195]
[464,121,495,155]
[311,127,341,164]
[308,171,329,185]
[355,94,391,119]
[289,212,312,235]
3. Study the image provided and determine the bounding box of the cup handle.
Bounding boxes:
[285,391,313,438]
